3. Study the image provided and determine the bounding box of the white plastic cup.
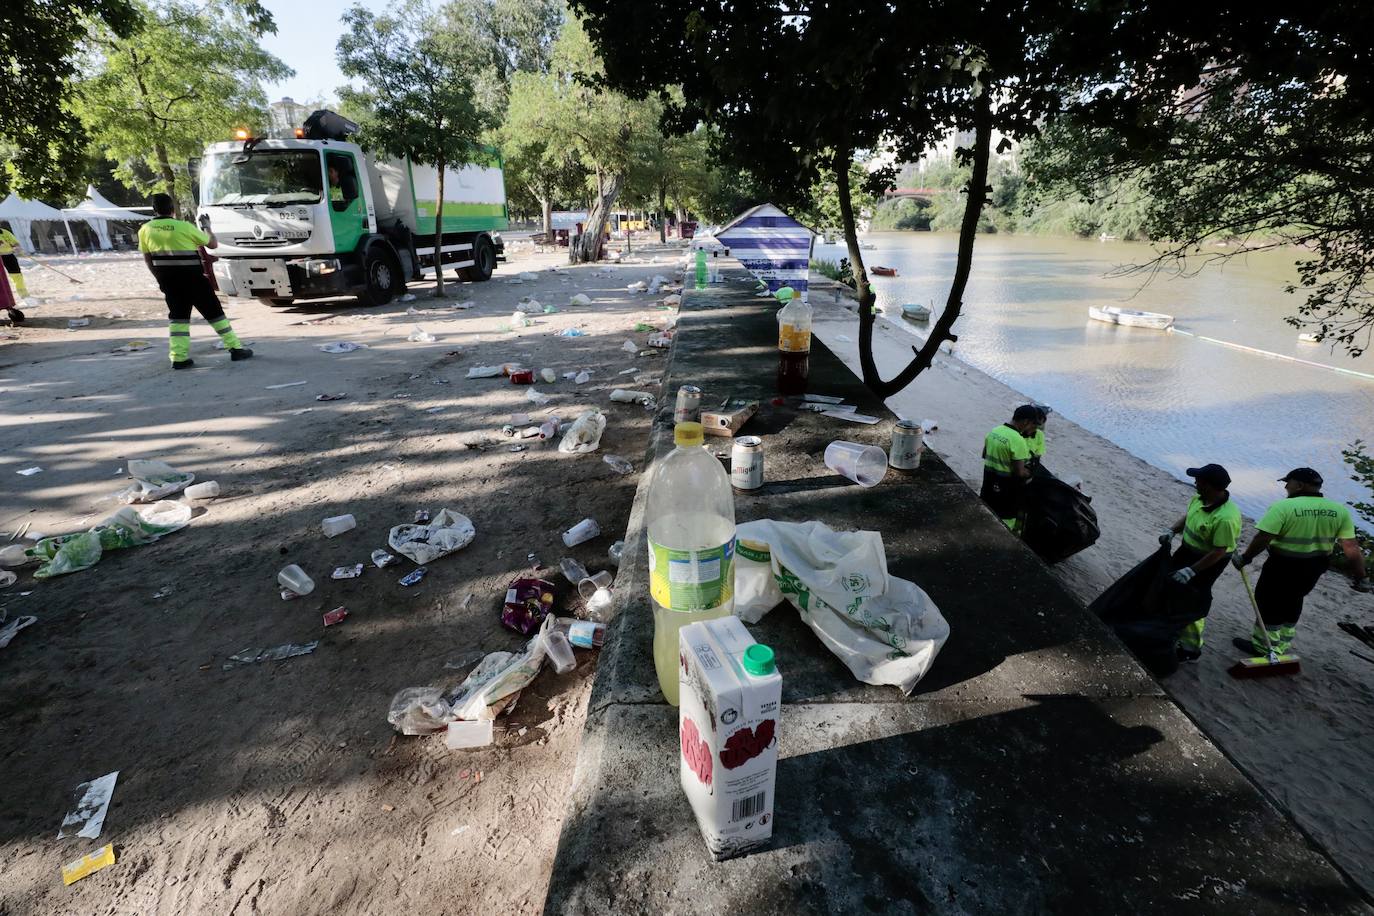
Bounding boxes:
[543,629,577,674]
[562,517,600,547]
[0,544,29,567]
[445,719,494,749]
[184,481,220,499]
[278,564,315,595]
[321,514,356,537]
[824,441,888,488]
[577,570,614,599]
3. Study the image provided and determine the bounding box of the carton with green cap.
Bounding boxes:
[679,615,781,859]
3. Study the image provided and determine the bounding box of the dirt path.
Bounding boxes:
[0,243,682,914]
[811,285,1374,897]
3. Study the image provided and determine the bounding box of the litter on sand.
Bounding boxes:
[371,549,398,568]
[558,410,606,454]
[319,341,369,353]
[408,326,436,343]
[316,392,347,401]
[603,455,634,475]
[331,564,364,579]
[570,293,591,306]
[400,567,428,586]
[113,340,152,353]
[822,410,880,424]
[114,458,194,503]
[621,340,639,353]
[389,509,475,564]
[58,771,119,840]
[265,381,308,390]
[323,607,349,626]
[61,844,116,886]
[557,328,587,338]
[25,501,191,579]
[525,388,551,406]
[16,467,42,476]
[0,614,34,649]
[223,641,320,669]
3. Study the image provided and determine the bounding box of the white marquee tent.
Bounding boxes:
[63,186,149,250]
[0,193,78,253]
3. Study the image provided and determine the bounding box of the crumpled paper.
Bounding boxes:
[387,508,475,565]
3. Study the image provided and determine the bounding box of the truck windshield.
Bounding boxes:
[201,150,324,206]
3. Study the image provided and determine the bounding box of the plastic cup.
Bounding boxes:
[562,517,600,547]
[542,629,577,674]
[577,570,614,599]
[824,441,888,488]
[184,480,220,499]
[586,587,614,618]
[278,564,315,596]
[321,514,356,537]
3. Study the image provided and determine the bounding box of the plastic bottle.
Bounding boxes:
[321,514,356,537]
[694,249,707,290]
[542,629,577,674]
[278,564,315,596]
[777,295,812,355]
[646,421,737,705]
[538,416,562,440]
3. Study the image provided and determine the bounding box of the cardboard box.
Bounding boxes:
[701,399,758,437]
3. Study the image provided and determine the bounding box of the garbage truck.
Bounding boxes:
[196,110,507,306]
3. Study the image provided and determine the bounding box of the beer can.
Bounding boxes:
[509,369,535,385]
[889,420,924,471]
[731,436,764,491]
[674,385,703,424]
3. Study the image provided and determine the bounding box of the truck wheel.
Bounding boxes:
[258,297,294,307]
[463,236,496,282]
[360,249,401,306]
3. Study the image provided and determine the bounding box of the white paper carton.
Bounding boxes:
[679,616,781,860]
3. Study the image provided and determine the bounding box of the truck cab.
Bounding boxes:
[198,120,506,306]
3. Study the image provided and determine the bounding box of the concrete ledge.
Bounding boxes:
[545,274,1368,914]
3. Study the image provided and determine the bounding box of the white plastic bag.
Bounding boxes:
[387,509,476,565]
[450,617,551,721]
[558,410,607,454]
[114,459,195,504]
[733,519,950,693]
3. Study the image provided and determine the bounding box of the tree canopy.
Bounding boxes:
[75,0,289,207]
[1,0,140,200]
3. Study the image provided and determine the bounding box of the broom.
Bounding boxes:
[1229,567,1301,678]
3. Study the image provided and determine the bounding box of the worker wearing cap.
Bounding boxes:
[138,193,251,369]
[1025,406,1049,471]
[1161,464,1243,661]
[1232,468,1370,655]
[981,405,1038,532]
[0,223,29,299]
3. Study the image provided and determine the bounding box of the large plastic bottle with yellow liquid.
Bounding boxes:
[647,421,737,705]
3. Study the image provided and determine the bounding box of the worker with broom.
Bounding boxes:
[1161,464,1243,663]
[1232,467,1369,659]
[0,222,30,301]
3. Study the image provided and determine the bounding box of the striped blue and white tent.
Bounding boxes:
[715,203,815,299]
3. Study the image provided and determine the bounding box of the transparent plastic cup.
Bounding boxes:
[278,564,315,596]
[562,518,600,547]
[321,514,356,537]
[577,570,614,599]
[184,481,220,499]
[824,441,888,488]
[543,629,577,674]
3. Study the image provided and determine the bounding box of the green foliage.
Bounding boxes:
[75,0,289,207]
[1343,440,1374,556]
[1,0,140,201]
[813,257,855,289]
[500,69,589,224]
[794,161,876,237]
[870,198,931,232]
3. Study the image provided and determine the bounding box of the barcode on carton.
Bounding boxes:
[731,791,766,822]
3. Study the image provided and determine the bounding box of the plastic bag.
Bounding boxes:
[31,501,191,578]
[1090,545,1210,677]
[450,617,551,721]
[114,459,194,504]
[733,519,950,694]
[558,410,606,454]
[387,687,451,735]
[734,536,785,623]
[387,508,476,565]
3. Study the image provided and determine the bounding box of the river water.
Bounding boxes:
[812,232,1374,526]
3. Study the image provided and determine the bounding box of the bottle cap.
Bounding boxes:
[743,643,775,676]
[674,421,704,447]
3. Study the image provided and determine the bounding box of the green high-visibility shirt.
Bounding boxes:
[137,218,209,253]
[1027,429,1045,459]
[1182,495,1242,553]
[1256,495,1356,558]
[983,424,1030,475]
[0,228,21,256]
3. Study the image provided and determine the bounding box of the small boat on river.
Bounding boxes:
[900,303,931,322]
[1298,332,1321,343]
[871,266,898,277]
[1088,305,1174,330]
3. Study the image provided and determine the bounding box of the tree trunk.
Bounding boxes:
[659,185,668,244]
[434,160,447,297]
[541,196,553,236]
[154,142,178,210]
[574,173,622,263]
[848,93,993,398]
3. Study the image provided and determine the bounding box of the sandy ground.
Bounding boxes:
[810,283,1374,897]
[0,240,683,914]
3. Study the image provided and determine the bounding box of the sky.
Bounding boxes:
[257,0,391,105]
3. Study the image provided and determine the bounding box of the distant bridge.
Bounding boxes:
[883,187,941,203]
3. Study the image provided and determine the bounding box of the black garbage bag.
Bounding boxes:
[1090,545,1210,676]
[1022,473,1100,564]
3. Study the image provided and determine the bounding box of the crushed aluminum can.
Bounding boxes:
[323,607,349,626]
[371,549,398,568]
[509,369,535,385]
[501,424,517,437]
[332,564,364,580]
[399,567,428,587]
